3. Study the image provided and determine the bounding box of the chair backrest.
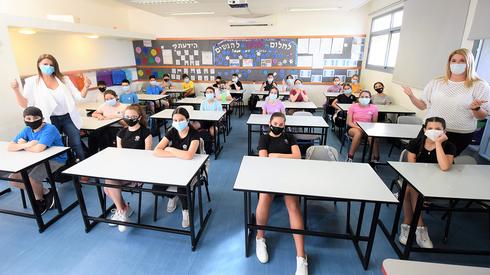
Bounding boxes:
[292,111,313,117]
[454,155,477,165]
[178,105,195,112]
[399,149,409,162]
[305,145,339,161]
[199,138,206,154]
[397,116,423,125]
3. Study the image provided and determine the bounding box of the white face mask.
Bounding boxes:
[424,129,444,142]
[232,77,238,82]
[450,63,466,75]
[267,78,273,83]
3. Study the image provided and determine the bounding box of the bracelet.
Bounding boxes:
[472,106,481,111]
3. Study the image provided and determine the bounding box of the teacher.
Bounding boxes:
[402,48,489,156]
[10,54,91,161]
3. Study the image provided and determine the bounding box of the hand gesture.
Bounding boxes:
[83,74,92,88]
[470,99,487,110]
[401,86,413,97]
[11,79,20,91]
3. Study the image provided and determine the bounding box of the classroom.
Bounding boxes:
[1,0,490,274]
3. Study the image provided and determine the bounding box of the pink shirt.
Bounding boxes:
[262,99,285,114]
[347,103,378,124]
[96,103,127,119]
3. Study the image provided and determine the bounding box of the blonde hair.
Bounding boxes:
[442,48,480,88]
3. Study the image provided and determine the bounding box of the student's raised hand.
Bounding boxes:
[470,99,488,110]
[11,79,20,91]
[435,132,448,144]
[401,86,414,97]
[83,74,92,89]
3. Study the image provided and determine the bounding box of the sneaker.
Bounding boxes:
[346,158,353,162]
[255,237,269,263]
[415,226,434,248]
[167,196,178,213]
[295,256,308,275]
[398,224,410,245]
[43,188,55,210]
[35,200,48,215]
[108,209,119,227]
[182,210,190,228]
[118,206,133,232]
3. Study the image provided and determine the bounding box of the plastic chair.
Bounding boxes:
[388,116,423,157]
[291,111,321,144]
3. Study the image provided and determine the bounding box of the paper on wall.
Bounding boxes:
[204,76,209,81]
[202,51,213,65]
[198,75,203,81]
[297,55,313,67]
[299,70,311,78]
[143,40,152,47]
[331,38,344,54]
[172,69,176,73]
[308,38,321,54]
[297,38,309,54]
[320,38,332,54]
[311,75,322,83]
[322,69,335,77]
[210,69,215,74]
[312,53,324,69]
[176,60,181,65]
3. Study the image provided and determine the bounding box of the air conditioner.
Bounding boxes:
[227,15,275,27]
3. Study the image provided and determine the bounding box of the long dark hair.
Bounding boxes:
[36,54,64,82]
[416,116,447,158]
[125,104,147,128]
[172,107,190,120]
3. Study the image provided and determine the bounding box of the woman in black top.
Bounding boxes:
[105,104,152,232]
[154,107,200,228]
[399,117,456,249]
[254,112,308,275]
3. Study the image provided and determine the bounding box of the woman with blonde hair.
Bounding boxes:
[402,48,489,155]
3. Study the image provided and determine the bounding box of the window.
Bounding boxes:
[366,8,403,73]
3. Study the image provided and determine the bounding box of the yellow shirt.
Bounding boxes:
[351,83,361,95]
[182,81,195,96]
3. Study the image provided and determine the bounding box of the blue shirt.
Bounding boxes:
[119,92,139,104]
[146,85,163,95]
[13,123,67,163]
[200,99,222,111]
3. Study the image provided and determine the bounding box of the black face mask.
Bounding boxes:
[375,87,384,93]
[123,117,140,127]
[98,86,107,92]
[25,119,43,130]
[163,79,169,82]
[270,125,284,135]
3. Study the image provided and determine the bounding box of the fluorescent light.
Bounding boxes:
[288,7,340,12]
[18,29,36,35]
[46,14,79,23]
[85,34,99,39]
[131,0,198,4]
[170,11,215,16]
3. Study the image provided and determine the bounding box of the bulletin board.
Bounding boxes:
[132,35,365,84]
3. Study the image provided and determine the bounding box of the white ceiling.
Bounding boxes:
[117,0,371,17]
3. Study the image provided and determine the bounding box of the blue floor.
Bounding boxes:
[1,110,489,275]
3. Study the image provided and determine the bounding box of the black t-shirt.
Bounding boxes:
[164,127,200,152]
[229,81,243,90]
[336,94,357,103]
[258,133,297,154]
[117,126,151,149]
[406,137,457,163]
[262,81,277,92]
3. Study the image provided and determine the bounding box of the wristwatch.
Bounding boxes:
[472,106,481,111]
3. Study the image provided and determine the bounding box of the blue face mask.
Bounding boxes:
[205,93,214,100]
[344,89,352,95]
[39,65,55,75]
[172,120,188,132]
[286,79,294,85]
[105,98,117,106]
[450,63,466,75]
[359,98,371,106]
[294,84,303,90]
[269,93,278,101]
[122,86,130,92]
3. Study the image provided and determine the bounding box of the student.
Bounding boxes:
[262,87,285,115]
[282,74,295,92]
[90,90,127,155]
[8,107,66,215]
[399,117,456,249]
[371,82,392,105]
[182,74,195,97]
[327,76,343,93]
[215,80,233,101]
[212,76,222,88]
[332,84,357,113]
[161,74,175,92]
[196,87,222,137]
[146,75,163,95]
[289,79,309,102]
[346,90,379,162]
[104,104,152,232]
[153,107,200,228]
[255,112,308,275]
[119,79,139,104]
[146,75,169,111]
[260,73,278,92]
[351,74,361,95]
[228,73,243,91]
[96,80,107,102]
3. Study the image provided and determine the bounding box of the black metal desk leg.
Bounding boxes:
[187,185,197,250]
[362,202,381,269]
[44,160,62,214]
[248,124,252,156]
[244,191,250,257]
[20,170,45,232]
[72,176,91,232]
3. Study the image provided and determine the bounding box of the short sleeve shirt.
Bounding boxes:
[164,127,200,152]
[258,133,297,154]
[13,123,67,163]
[407,137,457,163]
[117,126,151,149]
[347,103,378,124]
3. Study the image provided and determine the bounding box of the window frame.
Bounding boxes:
[366,7,404,73]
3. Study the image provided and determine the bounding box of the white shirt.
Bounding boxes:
[422,78,490,133]
[50,85,70,115]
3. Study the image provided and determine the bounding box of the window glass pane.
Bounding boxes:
[392,10,403,28]
[387,32,401,67]
[371,14,391,32]
[367,34,389,66]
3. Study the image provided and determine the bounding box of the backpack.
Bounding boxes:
[334,110,347,128]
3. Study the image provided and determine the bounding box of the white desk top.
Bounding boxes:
[138,94,169,101]
[337,103,415,114]
[323,91,341,98]
[63,147,209,186]
[234,156,397,203]
[251,90,290,96]
[357,122,421,139]
[77,102,101,111]
[382,259,490,275]
[256,101,318,110]
[388,162,490,200]
[165,89,186,93]
[151,109,225,121]
[247,114,328,128]
[177,97,234,106]
[0,141,69,173]
[81,117,121,131]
